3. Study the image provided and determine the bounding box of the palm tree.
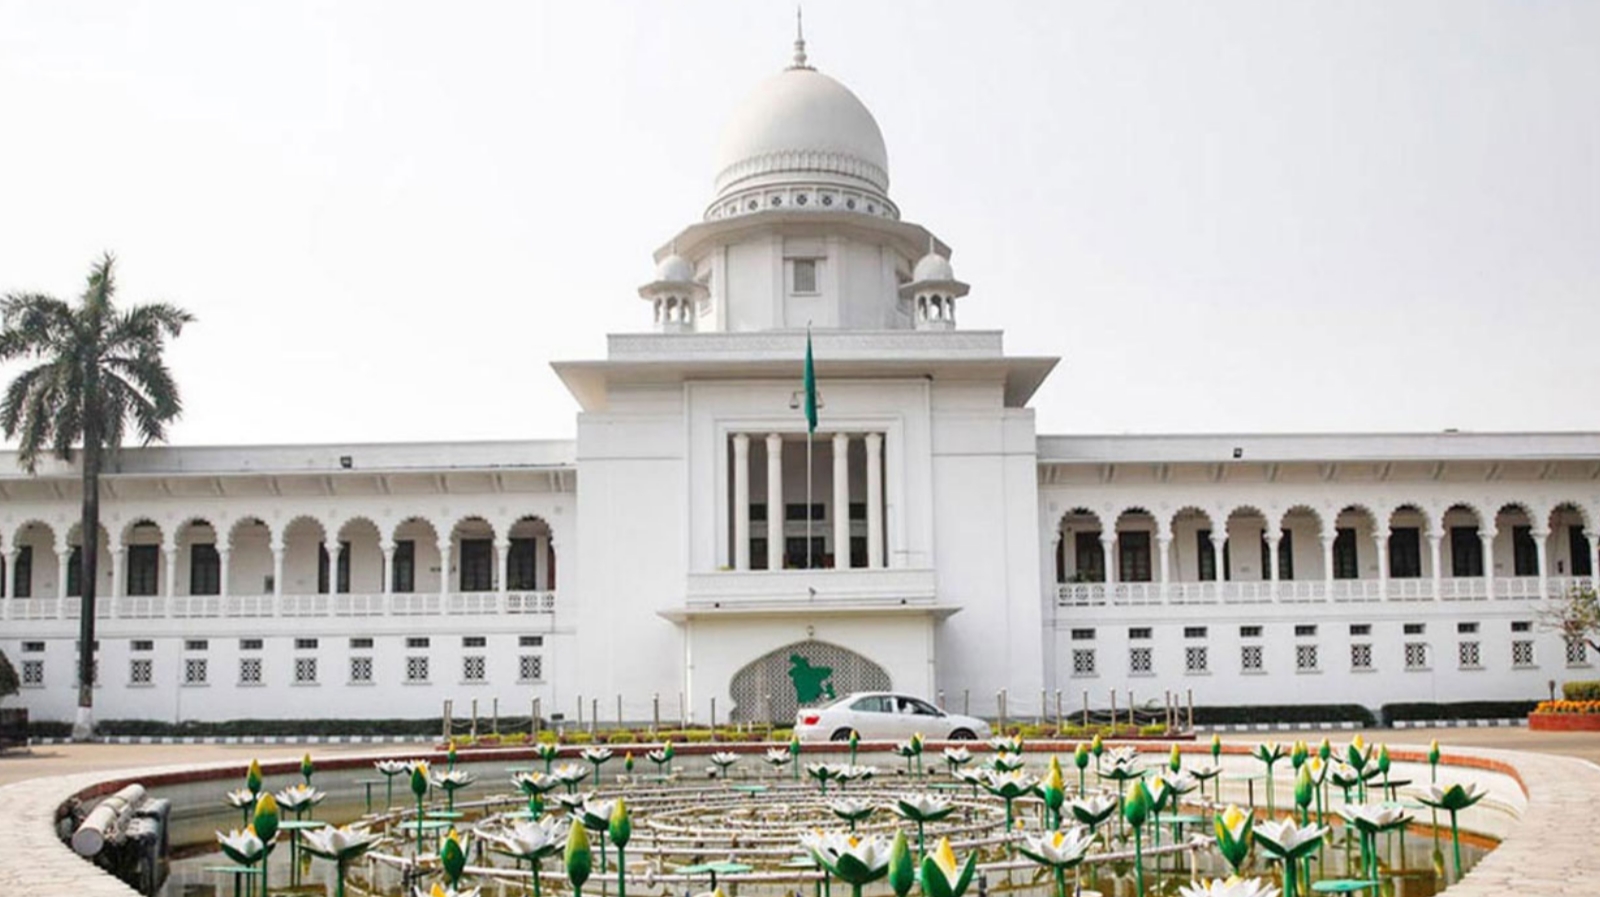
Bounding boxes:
[0,254,193,741]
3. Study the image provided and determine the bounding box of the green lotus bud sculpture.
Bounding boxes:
[300,752,315,786]
[1427,739,1441,783]
[252,793,280,896]
[565,819,594,897]
[1213,805,1253,876]
[888,830,915,897]
[246,758,263,798]
[1293,765,1314,823]
[1169,743,1183,773]
[1072,742,1090,794]
[1040,756,1067,828]
[609,799,632,897]
[410,761,431,853]
[849,728,860,764]
[919,838,976,897]
[440,828,468,887]
[1122,782,1150,897]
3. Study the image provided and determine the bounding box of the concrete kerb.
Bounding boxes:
[0,742,1594,896]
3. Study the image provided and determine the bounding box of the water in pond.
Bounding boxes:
[151,754,1497,897]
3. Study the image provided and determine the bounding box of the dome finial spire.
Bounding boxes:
[790,5,810,69]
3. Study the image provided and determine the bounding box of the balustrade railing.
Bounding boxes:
[2,590,557,622]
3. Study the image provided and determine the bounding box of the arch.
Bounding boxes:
[13,518,57,550]
[1280,504,1324,533]
[390,515,439,546]
[119,517,163,547]
[1547,501,1593,534]
[1057,506,1103,531]
[1224,504,1268,523]
[334,516,383,595]
[728,639,892,724]
[1336,503,1378,527]
[1442,501,1486,528]
[228,516,270,547]
[449,514,497,543]
[280,514,328,544]
[1388,503,1433,535]
[1494,501,1538,530]
[504,515,557,591]
[1171,505,1215,530]
[336,515,382,543]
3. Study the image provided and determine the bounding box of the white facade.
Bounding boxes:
[3,40,1597,726]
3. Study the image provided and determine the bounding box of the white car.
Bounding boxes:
[793,691,991,743]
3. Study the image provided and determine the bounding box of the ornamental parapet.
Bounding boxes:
[1,590,556,622]
[1054,576,1589,608]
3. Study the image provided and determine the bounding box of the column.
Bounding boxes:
[438,539,453,597]
[766,433,785,570]
[380,543,395,597]
[1157,534,1172,602]
[271,543,284,598]
[1533,529,1550,599]
[1210,533,1226,591]
[3,549,15,621]
[1481,530,1496,600]
[163,545,178,599]
[865,432,884,568]
[1589,532,1599,588]
[1375,529,1389,600]
[56,545,70,601]
[324,538,339,595]
[733,433,751,570]
[218,547,231,601]
[1265,528,1281,599]
[1100,534,1118,588]
[1429,533,1443,600]
[1322,535,1335,596]
[832,432,850,569]
[535,533,551,590]
[109,548,124,601]
[495,540,510,596]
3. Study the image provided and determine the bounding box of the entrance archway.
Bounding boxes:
[729,640,891,723]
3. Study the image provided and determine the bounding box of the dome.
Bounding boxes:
[913,251,954,283]
[655,253,695,284]
[712,66,890,202]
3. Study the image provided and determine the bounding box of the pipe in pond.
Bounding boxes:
[72,784,146,857]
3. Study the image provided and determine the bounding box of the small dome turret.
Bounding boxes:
[899,243,969,332]
[639,253,708,334]
[656,253,695,284]
[912,251,955,283]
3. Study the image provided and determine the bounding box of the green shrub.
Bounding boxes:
[682,730,714,743]
[1563,680,1600,701]
[1138,724,1168,737]
[0,651,18,702]
[1380,700,1539,726]
[1191,704,1377,727]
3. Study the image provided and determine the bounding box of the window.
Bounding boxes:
[406,637,430,649]
[1351,643,1373,670]
[1129,647,1153,675]
[185,639,209,652]
[785,503,827,522]
[1261,531,1294,580]
[405,656,430,682]
[290,657,315,683]
[1119,532,1153,582]
[66,546,82,596]
[849,502,867,521]
[127,545,158,596]
[131,640,153,652]
[791,258,818,294]
[1512,640,1535,668]
[12,545,32,597]
[1404,643,1429,670]
[190,544,221,596]
[1295,644,1319,671]
[459,539,493,592]
[1389,527,1422,578]
[349,656,373,683]
[750,537,769,570]
[851,695,892,713]
[1073,533,1104,582]
[21,641,44,653]
[1184,626,1208,639]
[1332,528,1359,579]
[462,656,486,682]
[1512,526,1538,577]
[1241,645,1264,672]
[295,638,319,650]
[1071,649,1096,676]
[1070,628,1096,640]
[1458,641,1482,668]
[21,660,43,686]
[519,635,544,647]
[239,657,263,684]
[240,639,263,651]
[1128,627,1152,640]
[184,658,208,685]
[508,538,538,589]
[750,504,768,522]
[518,655,544,682]
[129,659,153,686]
[1511,621,1532,633]
[1457,622,1479,634]
[392,540,416,593]
[784,536,826,569]
[1451,526,1484,577]
[1404,623,1425,635]
[1349,624,1371,636]
[1295,624,1317,637]
[1570,526,1593,577]
[316,541,351,594]
[1197,530,1227,581]
[350,637,374,649]
[1239,625,1262,639]
[1185,646,1208,673]
[1567,639,1588,667]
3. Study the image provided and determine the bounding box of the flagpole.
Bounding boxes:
[806,427,813,569]
[803,323,816,571]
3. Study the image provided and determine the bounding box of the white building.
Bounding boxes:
[3,37,1597,727]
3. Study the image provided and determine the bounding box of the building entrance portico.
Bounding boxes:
[727,430,885,571]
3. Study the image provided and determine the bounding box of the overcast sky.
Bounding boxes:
[1,1,1595,447]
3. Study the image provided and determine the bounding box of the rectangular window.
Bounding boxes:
[350,637,374,649]
[1389,527,1422,578]
[784,536,826,569]
[184,639,209,652]
[1184,626,1207,639]
[405,656,429,682]
[1184,646,1208,673]
[127,545,158,597]
[1404,623,1425,635]
[750,504,768,522]
[184,658,208,685]
[1349,624,1372,636]
[1071,649,1096,676]
[1351,643,1373,670]
[1295,644,1319,671]
[792,258,818,294]
[1458,641,1482,668]
[508,538,538,589]
[293,657,317,684]
[294,638,319,650]
[392,540,415,593]
[1295,624,1317,637]
[1241,644,1264,672]
[21,659,43,686]
[21,641,44,653]
[462,656,486,682]
[463,636,487,648]
[1451,526,1484,577]
[784,503,827,522]
[1197,530,1222,581]
[518,654,544,682]
[406,637,430,649]
[1404,642,1429,670]
[130,640,153,652]
[66,546,82,597]
[1511,621,1532,633]
[12,545,31,597]
[1567,638,1588,666]
[849,502,867,521]
[129,658,153,686]
[1457,622,1479,634]
[1261,532,1294,580]
[239,657,263,684]
[459,539,493,592]
[316,541,351,594]
[1119,532,1153,582]
[1512,640,1535,668]
[1070,628,1096,640]
[1073,532,1104,582]
[1513,526,1538,577]
[1128,627,1152,640]
[849,534,867,568]
[750,537,769,570]
[1570,526,1593,577]
[1332,528,1359,579]
[1129,646,1153,675]
[349,656,373,683]
[1239,625,1262,639]
[190,544,221,596]
[240,639,263,651]
[519,635,544,647]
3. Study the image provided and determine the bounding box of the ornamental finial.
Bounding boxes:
[790,5,810,69]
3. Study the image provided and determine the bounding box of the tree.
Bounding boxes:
[0,650,17,703]
[0,255,193,740]
[1540,582,1600,658]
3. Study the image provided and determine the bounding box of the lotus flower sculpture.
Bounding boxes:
[1328,762,1362,803]
[892,733,925,776]
[990,752,1026,772]
[1250,743,1287,814]
[375,759,414,810]
[981,768,1038,832]
[416,885,482,897]
[942,746,972,776]
[990,734,1024,754]
[1068,794,1118,836]
[216,825,270,869]
[553,762,589,793]
[646,744,672,777]
[483,816,567,897]
[1213,805,1254,877]
[919,837,977,897]
[580,746,614,786]
[512,771,561,817]
[1018,825,1095,897]
[829,797,875,832]
[708,751,740,778]
[223,788,256,827]
[1339,803,1412,881]
[765,747,794,775]
[1417,781,1488,879]
[804,830,892,897]
[1253,817,1327,897]
[892,793,954,856]
[579,798,618,873]
[553,790,596,813]
[1189,762,1224,803]
[275,783,325,819]
[807,762,841,793]
[430,769,476,813]
[1178,876,1280,897]
[536,741,561,773]
[301,824,380,897]
[837,764,878,787]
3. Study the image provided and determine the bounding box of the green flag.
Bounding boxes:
[803,329,818,433]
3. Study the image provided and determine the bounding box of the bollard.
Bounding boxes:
[997,689,1007,735]
[577,694,585,729]
[1082,690,1089,729]
[617,694,623,727]
[937,690,945,711]
[443,699,453,742]
[533,698,541,735]
[1109,690,1117,730]
[710,696,718,739]
[653,693,661,734]
[679,692,686,729]
[492,698,499,735]
[471,699,479,740]
[963,689,970,715]
[1127,690,1134,729]
[590,697,598,736]
[1055,690,1063,732]
[1187,688,1195,732]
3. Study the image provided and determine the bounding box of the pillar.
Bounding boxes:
[733,433,751,570]
[1157,534,1172,602]
[1481,530,1496,600]
[271,543,284,598]
[766,433,784,570]
[1534,529,1550,599]
[1429,533,1443,600]
[865,432,884,569]
[1265,528,1281,599]
[439,539,453,597]
[164,545,178,599]
[56,543,70,601]
[218,547,231,600]
[535,533,551,590]
[1322,535,1335,595]
[3,549,15,621]
[832,432,850,569]
[1100,534,1118,588]
[1589,532,1599,587]
[109,548,123,601]
[1375,529,1389,599]
[496,540,509,596]
[1210,533,1226,587]
[324,538,339,595]
[380,542,395,597]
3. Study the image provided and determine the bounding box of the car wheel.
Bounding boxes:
[830,728,854,742]
[948,728,976,741]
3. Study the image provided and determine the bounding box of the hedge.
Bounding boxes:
[1562,680,1600,701]
[1379,700,1540,726]
[30,717,443,739]
[1190,704,1377,727]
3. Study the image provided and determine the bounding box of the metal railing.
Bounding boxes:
[1054,575,1596,609]
[4,590,557,622]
